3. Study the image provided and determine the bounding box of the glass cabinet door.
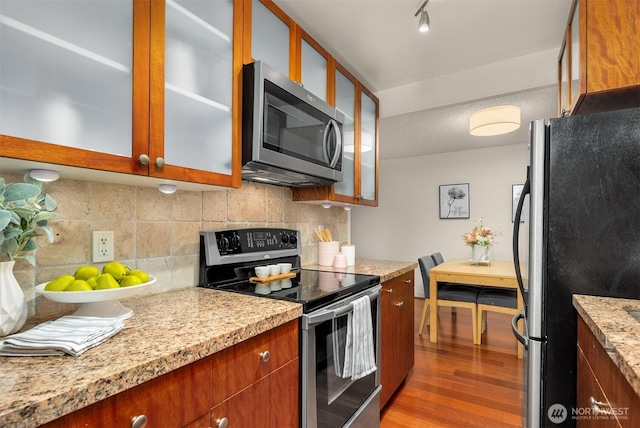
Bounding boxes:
[0,0,133,156]
[162,0,234,175]
[334,69,356,198]
[251,0,290,78]
[301,38,327,101]
[570,0,580,110]
[360,92,377,202]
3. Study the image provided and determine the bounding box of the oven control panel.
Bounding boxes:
[214,228,299,256]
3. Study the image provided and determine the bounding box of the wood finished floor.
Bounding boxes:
[380,298,524,428]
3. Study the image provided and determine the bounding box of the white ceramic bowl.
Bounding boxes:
[270,280,282,291]
[278,263,292,273]
[34,276,156,319]
[268,264,281,276]
[280,278,292,289]
[254,266,270,278]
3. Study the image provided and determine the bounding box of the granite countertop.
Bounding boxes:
[573,294,640,398]
[303,259,417,283]
[0,287,302,428]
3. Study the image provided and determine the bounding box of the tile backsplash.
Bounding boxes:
[5,175,347,301]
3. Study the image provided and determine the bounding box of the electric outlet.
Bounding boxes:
[92,231,114,263]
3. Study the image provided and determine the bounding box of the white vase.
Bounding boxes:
[0,261,28,336]
[470,245,492,265]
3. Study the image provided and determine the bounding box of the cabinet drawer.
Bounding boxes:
[578,317,640,426]
[210,319,299,403]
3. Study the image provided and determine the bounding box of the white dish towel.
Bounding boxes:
[340,295,377,380]
[0,315,125,357]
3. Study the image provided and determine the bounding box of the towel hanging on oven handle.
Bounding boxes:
[302,285,381,329]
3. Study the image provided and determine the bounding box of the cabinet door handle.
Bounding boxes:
[395,301,404,308]
[260,350,271,362]
[404,280,412,284]
[155,157,166,168]
[138,154,150,166]
[385,288,393,294]
[215,417,229,428]
[131,415,148,428]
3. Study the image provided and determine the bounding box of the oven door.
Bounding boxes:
[301,285,381,428]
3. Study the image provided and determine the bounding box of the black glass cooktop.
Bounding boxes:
[212,269,380,313]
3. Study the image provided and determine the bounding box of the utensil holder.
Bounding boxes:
[318,241,340,266]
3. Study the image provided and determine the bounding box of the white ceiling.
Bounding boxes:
[273,0,573,158]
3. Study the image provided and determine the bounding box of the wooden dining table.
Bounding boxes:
[429,258,524,358]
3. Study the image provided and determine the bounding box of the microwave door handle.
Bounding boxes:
[323,119,342,168]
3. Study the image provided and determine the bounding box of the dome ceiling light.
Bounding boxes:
[469,106,521,137]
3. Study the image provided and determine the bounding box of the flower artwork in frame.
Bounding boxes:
[439,183,470,219]
[512,184,529,222]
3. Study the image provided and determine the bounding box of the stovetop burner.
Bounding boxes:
[198,228,380,313]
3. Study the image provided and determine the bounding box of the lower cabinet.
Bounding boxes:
[577,316,640,427]
[380,271,415,408]
[41,320,299,428]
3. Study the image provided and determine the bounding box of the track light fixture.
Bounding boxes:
[415,0,430,32]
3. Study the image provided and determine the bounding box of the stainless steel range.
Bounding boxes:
[199,227,381,428]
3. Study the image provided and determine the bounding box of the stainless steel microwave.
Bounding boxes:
[242,61,344,187]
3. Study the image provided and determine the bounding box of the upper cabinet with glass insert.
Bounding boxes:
[0,0,242,188]
[245,0,379,207]
[557,0,639,116]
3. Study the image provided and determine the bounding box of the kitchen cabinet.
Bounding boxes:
[558,0,640,116]
[292,69,379,208]
[0,0,242,188]
[246,0,379,207]
[41,320,299,428]
[380,271,415,408]
[577,316,640,427]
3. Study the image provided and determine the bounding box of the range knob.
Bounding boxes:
[231,233,241,250]
[289,234,297,245]
[281,234,289,244]
[219,236,230,251]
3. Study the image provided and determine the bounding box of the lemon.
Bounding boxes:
[65,280,92,292]
[128,269,150,283]
[102,261,129,281]
[44,275,75,291]
[74,265,100,281]
[86,276,98,290]
[95,273,120,290]
[120,275,143,287]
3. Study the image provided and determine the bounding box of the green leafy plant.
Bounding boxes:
[0,175,57,266]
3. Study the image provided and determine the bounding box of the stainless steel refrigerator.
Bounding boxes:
[512,107,640,427]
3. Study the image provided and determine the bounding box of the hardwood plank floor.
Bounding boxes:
[380,298,524,428]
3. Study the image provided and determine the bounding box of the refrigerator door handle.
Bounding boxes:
[512,310,528,349]
[512,174,530,306]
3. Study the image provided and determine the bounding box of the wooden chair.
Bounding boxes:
[418,256,480,344]
[476,287,518,344]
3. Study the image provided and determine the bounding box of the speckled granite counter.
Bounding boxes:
[0,287,302,428]
[303,259,417,283]
[573,294,640,398]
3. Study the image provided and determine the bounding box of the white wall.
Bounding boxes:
[351,144,530,297]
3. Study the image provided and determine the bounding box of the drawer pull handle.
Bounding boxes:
[385,289,393,294]
[131,415,148,428]
[404,280,412,284]
[260,350,271,362]
[395,302,404,308]
[216,417,229,428]
[589,396,613,416]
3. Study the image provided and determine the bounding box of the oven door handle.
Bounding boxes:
[303,285,381,328]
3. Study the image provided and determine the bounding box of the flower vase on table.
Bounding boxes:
[470,245,492,265]
[462,218,499,266]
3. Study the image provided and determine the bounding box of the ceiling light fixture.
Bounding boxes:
[29,169,60,182]
[469,106,521,137]
[415,0,430,32]
[158,183,177,194]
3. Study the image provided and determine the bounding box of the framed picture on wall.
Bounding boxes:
[512,184,529,222]
[439,183,470,219]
